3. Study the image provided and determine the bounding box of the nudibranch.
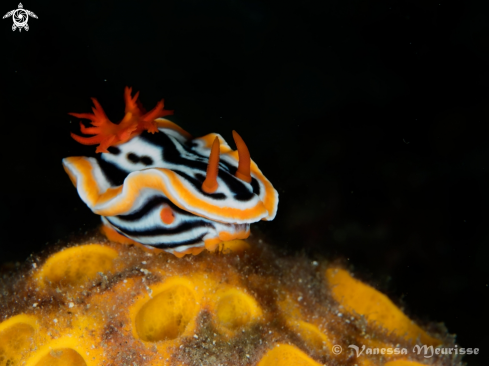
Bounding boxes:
[63,87,278,257]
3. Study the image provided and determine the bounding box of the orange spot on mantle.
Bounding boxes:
[160,207,175,225]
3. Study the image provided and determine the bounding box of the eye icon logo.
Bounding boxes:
[3,3,37,32]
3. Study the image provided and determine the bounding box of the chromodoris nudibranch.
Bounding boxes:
[62,87,278,257]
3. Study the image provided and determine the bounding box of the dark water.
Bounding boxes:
[1,0,488,364]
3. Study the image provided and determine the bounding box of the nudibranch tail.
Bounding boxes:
[70,87,173,153]
[202,137,221,194]
[232,130,252,183]
[64,88,278,257]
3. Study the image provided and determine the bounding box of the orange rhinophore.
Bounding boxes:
[232,130,252,183]
[70,86,173,153]
[202,137,221,193]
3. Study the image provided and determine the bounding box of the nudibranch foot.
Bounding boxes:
[64,88,278,257]
[101,215,250,257]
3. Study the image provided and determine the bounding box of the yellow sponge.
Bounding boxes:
[0,236,457,366]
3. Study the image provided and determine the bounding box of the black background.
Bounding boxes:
[1,0,488,365]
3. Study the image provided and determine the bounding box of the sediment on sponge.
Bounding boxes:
[0,232,461,366]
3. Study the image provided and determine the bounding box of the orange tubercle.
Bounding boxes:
[202,137,221,193]
[70,87,173,153]
[232,130,252,183]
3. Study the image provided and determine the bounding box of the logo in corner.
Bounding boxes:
[3,3,37,32]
